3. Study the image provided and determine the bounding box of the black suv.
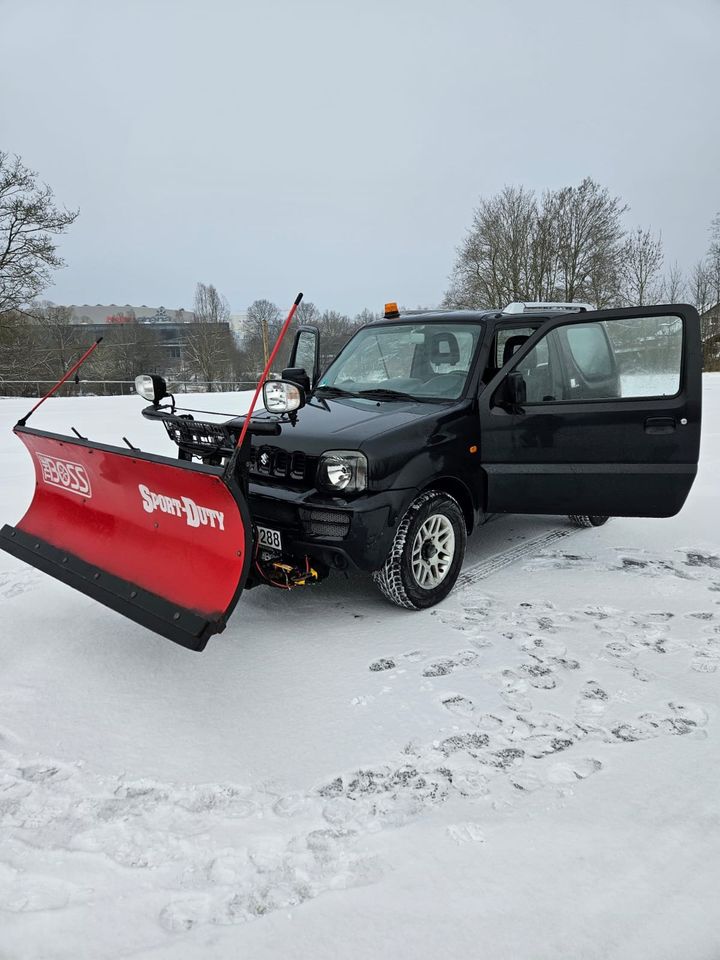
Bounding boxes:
[158,301,702,610]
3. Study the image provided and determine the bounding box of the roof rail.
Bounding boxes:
[503,301,595,314]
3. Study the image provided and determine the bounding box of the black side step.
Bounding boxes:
[0,525,225,652]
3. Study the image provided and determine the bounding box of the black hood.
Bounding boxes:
[252,395,451,457]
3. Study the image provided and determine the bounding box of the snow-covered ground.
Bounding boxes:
[1,381,719,960]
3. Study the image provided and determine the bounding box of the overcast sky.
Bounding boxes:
[1,0,719,315]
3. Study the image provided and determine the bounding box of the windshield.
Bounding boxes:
[316,321,484,401]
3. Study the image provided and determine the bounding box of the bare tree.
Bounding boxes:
[93,321,164,384]
[295,300,320,328]
[183,282,234,389]
[690,259,712,310]
[554,178,627,304]
[618,227,664,305]
[0,311,41,390]
[444,178,626,309]
[527,189,562,301]
[354,308,379,326]
[707,213,720,316]
[32,302,80,377]
[245,299,281,369]
[0,152,78,322]
[317,310,358,363]
[444,185,537,308]
[660,261,685,303]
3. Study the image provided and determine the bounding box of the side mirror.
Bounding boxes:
[135,374,168,406]
[289,326,320,389]
[503,371,527,407]
[281,366,311,393]
[262,379,306,414]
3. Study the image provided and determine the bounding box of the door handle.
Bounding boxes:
[644,417,676,435]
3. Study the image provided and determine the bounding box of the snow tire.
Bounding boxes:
[568,515,610,528]
[372,490,467,610]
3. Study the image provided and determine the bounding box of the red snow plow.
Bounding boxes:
[1,427,252,650]
[0,294,304,651]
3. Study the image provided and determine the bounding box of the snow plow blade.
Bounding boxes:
[0,426,253,651]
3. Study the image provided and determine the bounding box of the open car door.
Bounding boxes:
[0,427,253,651]
[478,304,702,518]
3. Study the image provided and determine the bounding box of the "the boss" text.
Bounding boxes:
[36,453,92,498]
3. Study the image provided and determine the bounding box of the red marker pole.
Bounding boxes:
[235,292,303,452]
[17,338,104,427]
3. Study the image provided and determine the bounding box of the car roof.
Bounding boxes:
[369,309,495,324]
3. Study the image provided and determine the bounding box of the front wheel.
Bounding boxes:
[568,515,610,527]
[372,491,467,610]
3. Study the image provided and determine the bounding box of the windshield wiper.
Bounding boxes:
[314,385,359,398]
[357,388,422,402]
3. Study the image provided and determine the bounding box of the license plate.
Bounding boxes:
[257,525,283,552]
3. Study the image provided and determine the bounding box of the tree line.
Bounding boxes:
[0,285,379,394]
[444,178,720,365]
[2,151,719,395]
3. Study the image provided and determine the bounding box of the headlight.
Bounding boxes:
[134,374,168,405]
[262,379,305,413]
[317,450,368,493]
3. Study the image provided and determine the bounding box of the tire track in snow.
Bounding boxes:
[457,525,580,588]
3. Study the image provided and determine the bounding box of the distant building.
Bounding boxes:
[229,311,249,347]
[49,304,236,370]
[43,303,247,374]
[69,304,195,325]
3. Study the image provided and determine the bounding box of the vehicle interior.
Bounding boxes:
[318,323,483,400]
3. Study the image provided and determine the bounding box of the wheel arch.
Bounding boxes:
[418,476,475,534]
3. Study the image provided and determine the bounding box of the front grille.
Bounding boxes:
[251,446,310,483]
[299,508,351,539]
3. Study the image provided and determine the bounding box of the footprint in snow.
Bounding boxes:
[500,690,534,713]
[369,658,395,672]
[547,757,603,784]
[423,660,455,677]
[0,869,79,913]
[685,551,720,569]
[604,639,638,660]
[617,555,693,580]
[442,694,475,718]
[518,659,560,690]
[0,570,41,601]
[609,703,708,743]
[518,633,568,656]
[422,651,477,678]
[436,733,490,758]
[447,822,485,844]
[690,653,719,673]
[575,681,609,725]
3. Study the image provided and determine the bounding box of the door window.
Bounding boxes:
[502,314,683,403]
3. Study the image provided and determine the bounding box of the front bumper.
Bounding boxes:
[248,480,414,572]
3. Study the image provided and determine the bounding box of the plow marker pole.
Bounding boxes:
[17,338,103,426]
[235,292,303,452]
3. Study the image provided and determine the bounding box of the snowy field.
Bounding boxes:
[1,380,719,960]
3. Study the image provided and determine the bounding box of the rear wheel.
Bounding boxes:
[568,515,610,527]
[372,491,467,610]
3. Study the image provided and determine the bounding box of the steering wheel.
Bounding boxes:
[422,371,466,395]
